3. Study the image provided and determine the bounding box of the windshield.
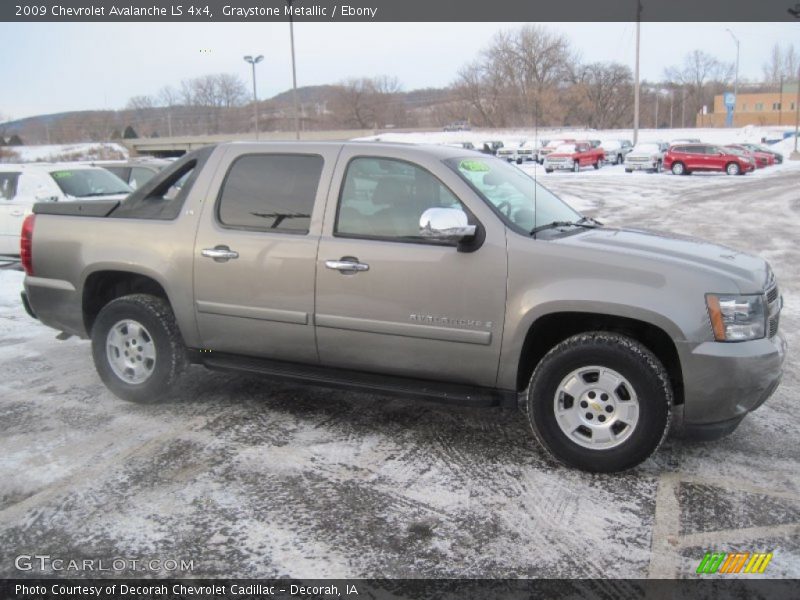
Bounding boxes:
[555,144,576,153]
[633,144,660,153]
[545,140,566,148]
[445,157,581,234]
[49,168,132,197]
[601,141,621,150]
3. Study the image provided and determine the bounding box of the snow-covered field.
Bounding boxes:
[0,134,798,580]
[0,142,128,163]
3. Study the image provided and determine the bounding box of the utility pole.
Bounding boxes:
[286,0,300,140]
[681,87,686,128]
[669,89,674,129]
[654,89,659,129]
[791,4,799,159]
[725,28,740,127]
[243,54,264,140]
[793,66,800,159]
[633,0,642,144]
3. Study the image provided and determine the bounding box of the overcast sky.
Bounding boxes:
[1,22,798,120]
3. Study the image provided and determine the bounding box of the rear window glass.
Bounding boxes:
[217,154,323,233]
[0,172,20,200]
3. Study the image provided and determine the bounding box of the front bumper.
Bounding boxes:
[679,333,787,428]
[545,161,574,171]
[625,160,658,170]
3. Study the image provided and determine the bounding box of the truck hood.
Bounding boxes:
[556,227,769,293]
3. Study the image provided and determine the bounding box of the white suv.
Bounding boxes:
[0,164,131,255]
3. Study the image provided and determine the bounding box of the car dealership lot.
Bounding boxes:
[0,163,798,578]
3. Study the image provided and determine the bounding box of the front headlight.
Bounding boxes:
[705,294,766,341]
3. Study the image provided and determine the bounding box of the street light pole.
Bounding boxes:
[286,0,300,140]
[725,28,740,127]
[243,54,264,141]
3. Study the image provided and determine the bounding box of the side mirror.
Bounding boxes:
[419,207,476,241]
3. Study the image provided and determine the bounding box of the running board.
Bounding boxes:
[200,352,516,408]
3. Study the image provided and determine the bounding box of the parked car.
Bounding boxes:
[739,143,783,165]
[663,144,755,176]
[725,145,774,169]
[624,142,669,173]
[543,142,605,173]
[480,141,504,156]
[601,140,634,165]
[89,158,171,190]
[21,142,785,473]
[537,139,575,164]
[515,140,541,164]
[0,164,131,255]
[669,138,702,146]
[443,120,471,132]
[496,145,519,163]
[444,142,476,152]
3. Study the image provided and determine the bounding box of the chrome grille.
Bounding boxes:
[767,286,778,304]
[766,280,781,338]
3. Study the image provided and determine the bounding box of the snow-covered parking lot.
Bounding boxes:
[0,146,799,579]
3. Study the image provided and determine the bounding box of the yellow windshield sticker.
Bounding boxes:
[459,159,490,172]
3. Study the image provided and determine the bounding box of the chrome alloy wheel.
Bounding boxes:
[106,319,157,384]
[553,366,640,450]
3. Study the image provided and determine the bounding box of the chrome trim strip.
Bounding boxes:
[196,300,308,325]
[26,276,76,292]
[315,314,491,345]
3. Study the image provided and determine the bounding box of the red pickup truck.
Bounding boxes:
[543,142,605,173]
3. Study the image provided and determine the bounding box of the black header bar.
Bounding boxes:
[3,0,800,22]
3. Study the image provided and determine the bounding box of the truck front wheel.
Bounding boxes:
[526,332,671,472]
[91,294,187,403]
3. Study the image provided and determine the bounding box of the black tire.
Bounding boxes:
[616,154,623,165]
[573,162,580,173]
[545,168,553,173]
[625,168,633,173]
[526,332,672,472]
[725,162,740,176]
[593,161,600,170]
[91,294,187,403]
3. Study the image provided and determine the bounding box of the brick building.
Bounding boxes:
[697,82,799,127]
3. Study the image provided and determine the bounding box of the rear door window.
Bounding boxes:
[217,154,323,234]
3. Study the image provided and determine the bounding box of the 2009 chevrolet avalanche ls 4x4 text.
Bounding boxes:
[20,142,786,472]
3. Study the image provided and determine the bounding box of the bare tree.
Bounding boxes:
[572,62,634,129]
[664,51,733,125]
[453,25,576,127]
[762,43,799,87]
[330,76,404,129]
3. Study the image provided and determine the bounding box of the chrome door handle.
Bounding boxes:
[325,259,369,273]
[202,246,239,261]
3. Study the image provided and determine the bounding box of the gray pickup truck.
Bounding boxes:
[20,142,786,472]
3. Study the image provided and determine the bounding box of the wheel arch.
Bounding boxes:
[513,311,685,406]
[82,269,172,335]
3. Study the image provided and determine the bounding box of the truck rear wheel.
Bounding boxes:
[91,294,187,403]
[526,332,671,472]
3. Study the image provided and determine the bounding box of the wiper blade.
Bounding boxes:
[530,220,598,237]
